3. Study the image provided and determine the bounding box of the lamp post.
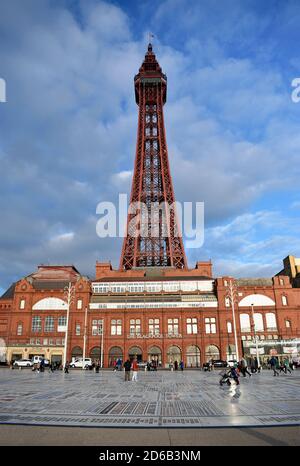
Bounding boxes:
[63,282,75,369]
[82,305,88,370]
[100,319,104,369]
[250,303,261,369]
[227,279,240,362]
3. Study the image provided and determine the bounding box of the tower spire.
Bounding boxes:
[120,45,187,270]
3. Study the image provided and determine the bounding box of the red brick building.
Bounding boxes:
[0,257,299,367]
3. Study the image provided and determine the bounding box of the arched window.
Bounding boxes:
[167,345,182,364]
[109,346,123,366]
[186,345,201,367]
[205,344,220,362]
[17,323,23,336]
[71,346,83,359]
[285,319,291,328]
[225,297,230,307]
[240,314,250,332]
[266,313,277,329]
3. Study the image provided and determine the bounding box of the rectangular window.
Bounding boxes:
[17,324,23,336]
[186,318,197,334]
[77,299,82,310]
[111,319,122,336]
[31,316,41,333]
[227,322,232,333]
[205,317,216,334]
[20,299,25,310]
[43,338,48,345]
[92,320,103,336]
[56,339,61,345]
[130,319,141,336]
[282,296,288,306]
[149,318,160,335]
[45,316,54,332]
[76,324,81,336]
[225,297,230,307]
[58,316,67,326]
[167,318,179,335]
[30,338,35,345]
[36,338,41,345]
[49,338,54,345]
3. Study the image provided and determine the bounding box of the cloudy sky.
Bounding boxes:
[0,0,300,292]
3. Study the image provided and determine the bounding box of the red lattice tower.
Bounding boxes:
[120,44,187,270]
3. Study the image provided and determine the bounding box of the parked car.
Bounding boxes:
[70,358,93,368]
[31,356,50,366]
[13,359,33,367]
[212,359,228,368]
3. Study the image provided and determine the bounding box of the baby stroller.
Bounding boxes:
[219,369,232,386]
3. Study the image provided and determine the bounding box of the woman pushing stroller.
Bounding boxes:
[219,366,240,386]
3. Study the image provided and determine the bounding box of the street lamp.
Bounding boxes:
[250,303,261,370]
[63,282,75,369]
[82,305,88,370]
[100,319,104,369]
[227,280,240,362]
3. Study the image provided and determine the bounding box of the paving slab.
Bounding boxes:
[0,369,299,428]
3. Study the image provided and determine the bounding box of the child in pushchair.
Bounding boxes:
[219,367,240,386]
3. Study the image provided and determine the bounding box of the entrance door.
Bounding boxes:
[128,346,142,362]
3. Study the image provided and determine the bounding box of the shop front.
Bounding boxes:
[242,339,300,366]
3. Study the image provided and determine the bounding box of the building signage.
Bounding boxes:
[127,333,182,339]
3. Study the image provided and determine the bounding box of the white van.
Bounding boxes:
[70,358,92,368]
[31,356,50,366]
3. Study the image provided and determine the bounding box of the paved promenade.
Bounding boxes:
[0,368,299,428]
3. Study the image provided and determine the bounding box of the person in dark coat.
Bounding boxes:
[174,360,178,371]
[124,359,131,381]
[64,361,69,373]
[269,356,279,376]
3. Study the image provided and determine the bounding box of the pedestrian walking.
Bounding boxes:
[179,360,184,371]
[240,357,251,377]
[131,358,139,381]
[283,358,292,374]
[124,359,131,381]
[254,357,260,373]
[269,356,279,376]
[174,360,178,371]
[230,366,240,385]
[250,357,256,373]
[95,360,100,373]
[64,361,69,374]
[49,362,54,373]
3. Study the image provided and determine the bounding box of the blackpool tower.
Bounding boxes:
[120,43,187,270]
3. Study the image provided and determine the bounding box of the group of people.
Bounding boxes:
[123,358,139,381]
[169,360,184,371]
[268,356,293,376]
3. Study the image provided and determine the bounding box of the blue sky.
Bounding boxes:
[0,0,300,293]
